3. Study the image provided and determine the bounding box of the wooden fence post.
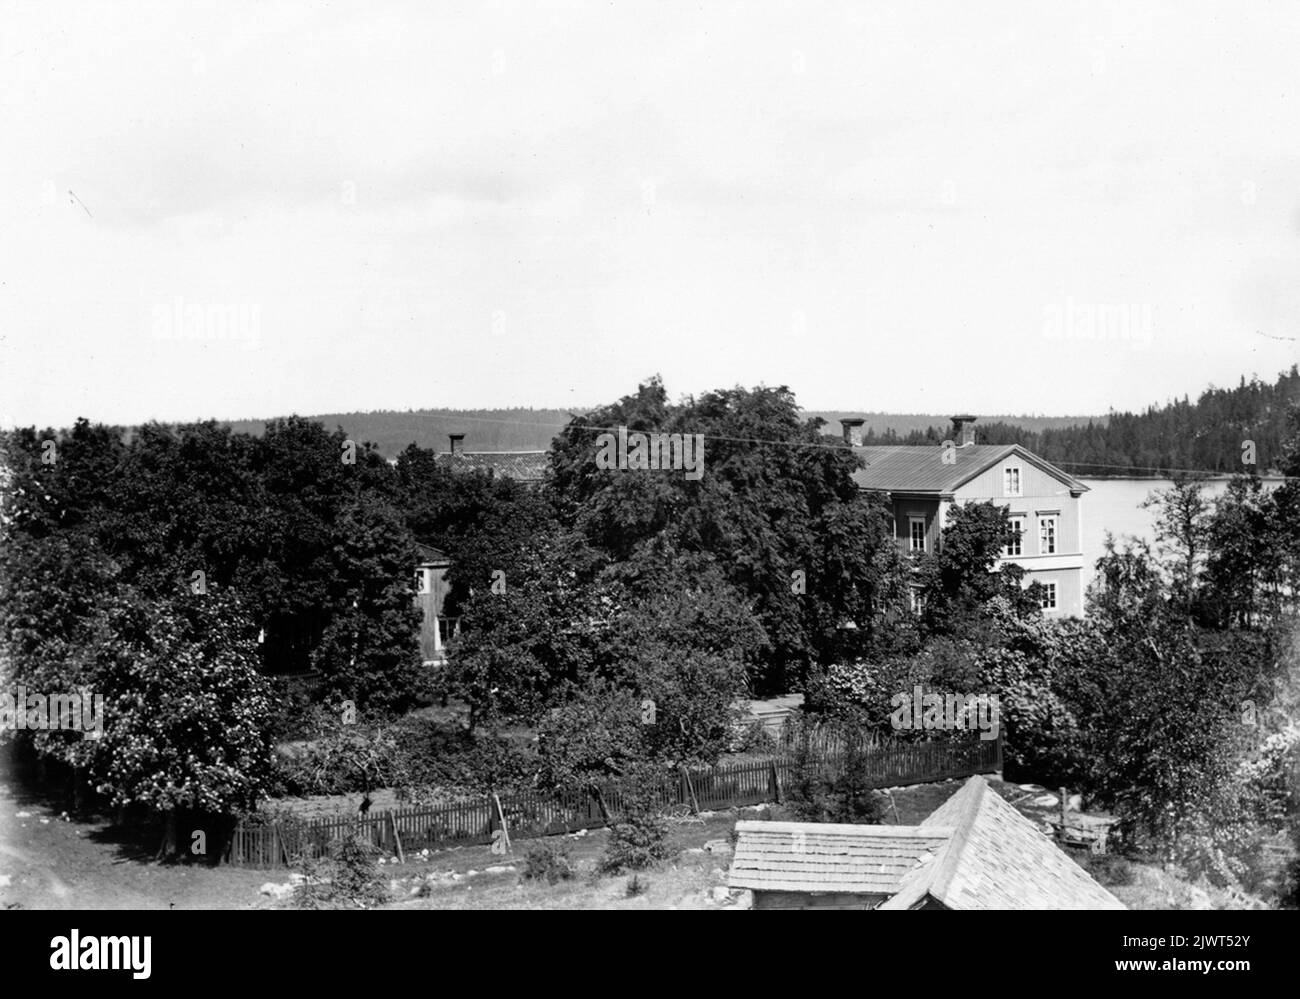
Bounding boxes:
[681,766,701,814]
[592,785,611,826]
[224,738,995,866]
[491,792,511,855]
[389,812,405,864]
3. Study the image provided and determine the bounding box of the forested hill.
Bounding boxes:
[224,407,1105,458]
[221,367,1299,475]
[224,408,575,456]
[824,367,1298,477]
[804,412,1102,437]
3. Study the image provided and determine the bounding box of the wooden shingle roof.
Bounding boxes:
[878,776,1125,910]
[414,541,452,566]
[728,821,952,895]
[728,777,1125,909]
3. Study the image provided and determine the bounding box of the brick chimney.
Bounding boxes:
[950,415,977,447]
[448,433,465,456]
[839,418,865,447]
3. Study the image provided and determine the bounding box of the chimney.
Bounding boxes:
[448,433,465,456]
[839,418,866,447]
[950,415,977,447]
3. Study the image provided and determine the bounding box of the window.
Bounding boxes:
[907,588,924,615]
[1004,516,1024,557]
[414,570,429,595]
[1003,466,1022,496]
[909,517,926,552]
[1039,516,1057,555]
[1039,582,1058,611]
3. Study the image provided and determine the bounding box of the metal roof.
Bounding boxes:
[850,444,1088,495]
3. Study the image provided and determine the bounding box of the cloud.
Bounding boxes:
[3,0,1300,428]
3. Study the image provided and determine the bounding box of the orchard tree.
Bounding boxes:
[0,527,127,799]
[446,530,610,730]
[92,588,276,859]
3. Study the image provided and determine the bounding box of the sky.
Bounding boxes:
[2,0,1298,430]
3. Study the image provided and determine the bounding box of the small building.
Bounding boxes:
[409,436,546,665]
[729,775,1125,910]
[414,541,455,664]
[437,433,548,485]
[742,694,805,739]
[728,821,952,910]
[839,416,1090,617]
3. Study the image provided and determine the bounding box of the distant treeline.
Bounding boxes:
[218,367,1300,475]
[821,367,1300,477]
[805,411,1103,439]
[224,408,575,457]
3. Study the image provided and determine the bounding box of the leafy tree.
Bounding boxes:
[1141,477,1211,618]
[917,501,1042,632]
[599,759,676,873]
[91,588,276,859]
[394,441,556,601]
[310,494,425,716]
[785,714,885,823]
[291,832,391,909]
[1202,474,1281,627]
[1085,535,1164,624]
[548,377,908,693]
[0,527,127,789]
[446,529,610,730]
[536,681,646,797]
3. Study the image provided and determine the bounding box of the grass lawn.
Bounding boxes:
[4,763,1270,909]
[367,776,1271,910]
[385,808,750,910]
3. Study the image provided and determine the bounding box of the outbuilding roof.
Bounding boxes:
[729,776,1125,910]
[728,821,952,895]
[414,541,452,565]
[879,776,1125,910]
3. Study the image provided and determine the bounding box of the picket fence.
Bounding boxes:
[228,735,1001,868]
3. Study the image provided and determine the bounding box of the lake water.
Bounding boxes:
[1077,476,1282,596]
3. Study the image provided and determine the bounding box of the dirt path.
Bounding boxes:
[0,780,271,910]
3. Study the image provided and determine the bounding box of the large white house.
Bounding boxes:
[842,416,1089,617]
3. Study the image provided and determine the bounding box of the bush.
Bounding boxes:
[393,717,536,798]
[786,719,886,824]
[290,832,391,909]
[601,811,675,873]
[729,719,777,755]
[1086,853,1135,887]
[270,715,536,799]
[625,874,648,897]
[270,723,408,797]
[522,842,575,885]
